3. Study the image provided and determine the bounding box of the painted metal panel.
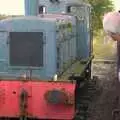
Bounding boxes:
[76,20,88,59]
[76,6,91,59]
[0,32,8,73]
[0,80,75,119]
[55,17,76,73]
[24,0,39,16]
[0,17,57,80]
[0,9,91,79]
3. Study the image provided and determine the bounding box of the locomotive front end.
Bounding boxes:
[0,0,93,119]
[0,16,77,120]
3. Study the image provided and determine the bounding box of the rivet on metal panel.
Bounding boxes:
[13,91,16,94]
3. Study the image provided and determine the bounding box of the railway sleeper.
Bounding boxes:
[77,103,88,108]
[87,88,97,92]
[79,96,92,100]
[87,84,96,88]
[74,115,87,120]
[77,106,88,111]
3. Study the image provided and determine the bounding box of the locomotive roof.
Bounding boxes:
[0,16,57,23]
[0,14,73,22]
[0,15,73,31]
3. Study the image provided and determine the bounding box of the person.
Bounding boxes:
[110,32,120,41]
[110,32,120,104]
[109,32,120,83]
[110,11,120,41]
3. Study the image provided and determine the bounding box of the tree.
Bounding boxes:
[0,14,7,20]
[87,0,114,32]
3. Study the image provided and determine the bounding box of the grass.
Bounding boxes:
[93,30,116,59]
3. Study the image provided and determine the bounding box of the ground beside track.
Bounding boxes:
[88,60,117,120]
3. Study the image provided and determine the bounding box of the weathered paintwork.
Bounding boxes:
[0,80,75,119]
[0,1,92,119]
[24,0,85,15]
[0,15,76,80]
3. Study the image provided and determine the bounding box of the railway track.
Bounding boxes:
[75,77,98,120]
[76,59,117,120]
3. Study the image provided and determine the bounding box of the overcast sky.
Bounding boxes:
[113,0,120,11]
[0,0,24,15]
[0,0,119,15]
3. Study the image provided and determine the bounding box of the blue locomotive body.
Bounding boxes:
[0,0,92,80]
[0,0,93,119]
[0,15,77,79]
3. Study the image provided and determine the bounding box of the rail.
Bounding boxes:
[93,59,116,64]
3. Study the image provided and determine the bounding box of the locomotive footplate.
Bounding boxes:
[59,55,94,81]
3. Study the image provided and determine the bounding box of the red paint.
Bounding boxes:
[0,80,75,119]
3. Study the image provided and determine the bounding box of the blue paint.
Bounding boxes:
[25,0,38,16]
[0,1,92,80]
[0,17,57,80]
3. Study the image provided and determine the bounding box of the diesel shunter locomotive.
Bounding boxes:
[0,0,93,119]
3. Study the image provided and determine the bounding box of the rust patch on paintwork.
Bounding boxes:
[44,89,74,105]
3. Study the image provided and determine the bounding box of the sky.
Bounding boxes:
[0,0,24,15]
[0,0,120,15]
[113,0,120,11]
